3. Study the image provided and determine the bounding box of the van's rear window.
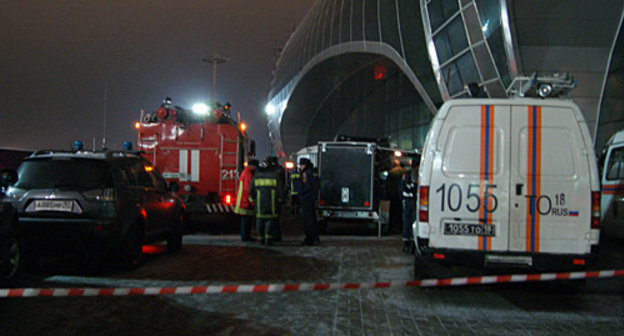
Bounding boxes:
[15,159,112,189]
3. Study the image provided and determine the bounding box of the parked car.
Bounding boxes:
[1,150,185,268]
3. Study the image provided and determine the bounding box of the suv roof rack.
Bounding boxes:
[506,73,577,98]
[105,151,141,159]
[30,150,76,157]
[28,150,141,159]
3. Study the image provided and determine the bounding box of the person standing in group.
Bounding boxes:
[288,166,301,214]
[234,159,258,242]
[249,159,283,246]
[267,156,286,242]
[399,165,417,254]
[387,159,406,234]
[298,158,319,245]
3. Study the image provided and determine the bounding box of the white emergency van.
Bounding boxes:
[414,97,601,272]
[599,130,624,239]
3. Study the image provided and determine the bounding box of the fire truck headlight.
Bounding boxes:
[192,103,209,115]
[183,184,192,192]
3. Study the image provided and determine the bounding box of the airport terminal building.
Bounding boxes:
[266,0,624,158]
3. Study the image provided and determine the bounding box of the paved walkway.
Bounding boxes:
[39,233,624,336]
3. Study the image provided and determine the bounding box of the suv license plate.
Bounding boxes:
[444,222,496,237]
[33,200,74,212]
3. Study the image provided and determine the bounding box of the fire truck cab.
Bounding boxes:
[136,99,253,216]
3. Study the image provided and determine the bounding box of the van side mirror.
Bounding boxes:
[0,169,18,188]
[168,181,180,193]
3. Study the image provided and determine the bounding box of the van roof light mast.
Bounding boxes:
[506,73,577,98]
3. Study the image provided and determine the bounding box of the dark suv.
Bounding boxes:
[0,202,20,285]
[1,150,185,268]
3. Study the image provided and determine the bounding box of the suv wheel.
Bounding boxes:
[0,230,21,286]
[166,212,184,252]
[121,222,145,269]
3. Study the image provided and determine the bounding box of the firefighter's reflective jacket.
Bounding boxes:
[289,172,301,196]
[249,167,284,219]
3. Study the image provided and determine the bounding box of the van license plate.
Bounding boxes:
[444,222,495,237]
[33,200,73,212]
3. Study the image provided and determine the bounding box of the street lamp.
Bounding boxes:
[202,54,228,103]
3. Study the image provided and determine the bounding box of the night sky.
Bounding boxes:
[0,0,315,158]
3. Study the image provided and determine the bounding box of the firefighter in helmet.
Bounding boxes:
[234,159,258,242]
[249,159,284,246]
[266,156,286,242]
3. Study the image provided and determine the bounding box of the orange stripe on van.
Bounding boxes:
[525,106,542,253]
[479,105,494,251]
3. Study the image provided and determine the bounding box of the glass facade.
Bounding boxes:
[422,0,516,99]
[596,15,624,151]
[267,0,441,157]
[268,0,623,158]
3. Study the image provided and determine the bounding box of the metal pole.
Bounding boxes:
[102,82,108,150]
[212,60,217,103]
[202,54,228,103]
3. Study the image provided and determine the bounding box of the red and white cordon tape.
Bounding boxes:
[2,269,623,298]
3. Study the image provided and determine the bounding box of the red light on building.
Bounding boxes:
[374,65,387,80]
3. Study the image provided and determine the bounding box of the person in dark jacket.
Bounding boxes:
[387,160,406,233]
[399,169,417,253]
[298,158,319,245]
[249,161,284,246]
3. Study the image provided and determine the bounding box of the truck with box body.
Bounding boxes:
[317,140,419,236]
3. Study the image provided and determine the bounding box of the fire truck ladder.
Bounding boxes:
[219,133,239,195]
[138,134,158,166]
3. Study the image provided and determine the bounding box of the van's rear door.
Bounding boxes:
[509,104,592,254]
[429,104,511,251]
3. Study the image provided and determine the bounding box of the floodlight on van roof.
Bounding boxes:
[538,84,553,98]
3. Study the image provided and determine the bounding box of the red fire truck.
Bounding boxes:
[136,98,254,216]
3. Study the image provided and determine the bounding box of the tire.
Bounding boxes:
[318,218,328,234]
[21,250,39,269]
[166,212,184,252]
[381,223,390,235]
[120,222,145,269]
[414,254,432,279]
[0,230,21,286]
